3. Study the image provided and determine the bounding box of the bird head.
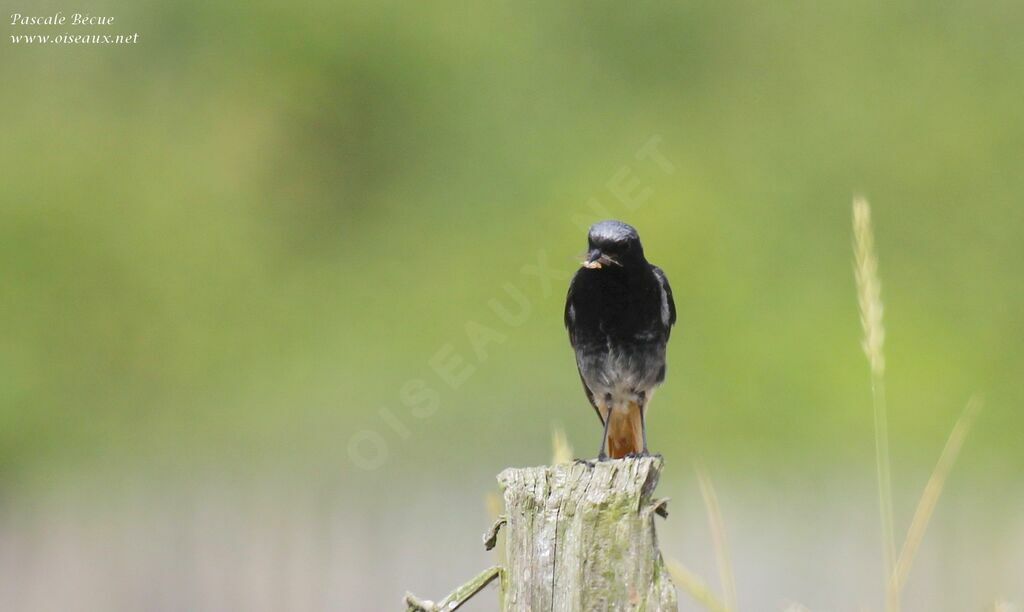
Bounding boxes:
[582,220,644,269]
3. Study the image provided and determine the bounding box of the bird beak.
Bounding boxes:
[581,249,604,269]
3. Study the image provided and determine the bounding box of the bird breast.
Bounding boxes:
[575,339,666,402]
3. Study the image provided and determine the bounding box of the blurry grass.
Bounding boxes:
[891,394,983,597]
[551,425,574,464]
[853,197,983,610]
[672,198,986,612]
[667,465,737,612]
[697,465,738,612]
[853,196,898,612]
[665,558,730,612]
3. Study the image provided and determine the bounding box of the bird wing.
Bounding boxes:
[565,271,604,424]
[651,265,677,335]
[576,368,602,423]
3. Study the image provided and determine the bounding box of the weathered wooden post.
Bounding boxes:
[405,456,677,611]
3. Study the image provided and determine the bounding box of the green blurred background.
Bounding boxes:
[2,0,1022,610]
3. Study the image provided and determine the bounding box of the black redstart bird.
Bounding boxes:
[564,220,676,460]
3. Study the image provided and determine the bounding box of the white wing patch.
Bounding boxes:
[653,268,671,327]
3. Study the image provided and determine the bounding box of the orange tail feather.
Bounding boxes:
[606,401,644,459]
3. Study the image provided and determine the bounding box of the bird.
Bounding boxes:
[564,220,676,460]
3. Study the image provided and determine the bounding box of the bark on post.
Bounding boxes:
[404,456,677,611]
[498,456,677,611]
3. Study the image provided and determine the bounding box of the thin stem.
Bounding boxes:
[872,372,898,612]
[696,465,738,612]
[405,566,503,612]
[891,395,982,596]
[852,196,898,612]
[665,559,730,612]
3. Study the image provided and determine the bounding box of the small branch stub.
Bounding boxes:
[404,566,503,612]
[484,515,507,551]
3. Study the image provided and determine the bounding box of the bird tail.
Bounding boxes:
[606,401,644,459]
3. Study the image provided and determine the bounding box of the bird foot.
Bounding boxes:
[573,458,596,468]
[624,450,657,459]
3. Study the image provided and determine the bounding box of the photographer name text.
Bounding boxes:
[11,12,115,26]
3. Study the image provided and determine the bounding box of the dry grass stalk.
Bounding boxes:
[853,195,886,377]
[665,558,730,612]
[696,465,738,612]
[852,195,898,612]
[891,395,983,596]
[551,425,574,464]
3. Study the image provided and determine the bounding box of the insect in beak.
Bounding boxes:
[582,248,603,269]
[581,249,620,269]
